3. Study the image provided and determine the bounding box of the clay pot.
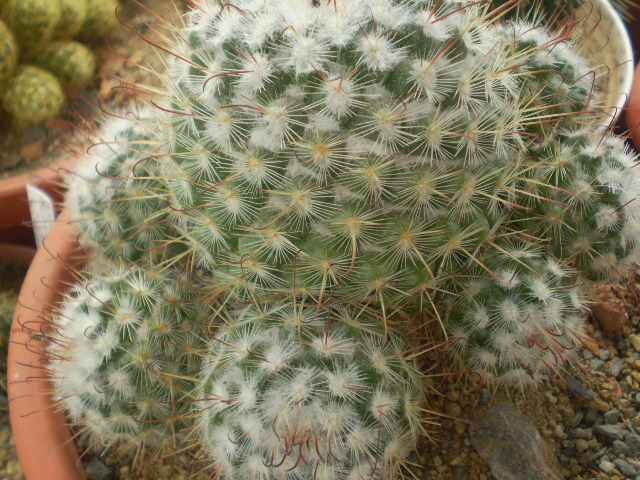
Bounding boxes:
[0,244,36,264]
[7,209,87,480]
[0,158,76,247]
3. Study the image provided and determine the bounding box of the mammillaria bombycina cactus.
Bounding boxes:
[65,0,640,388]
[46,262,204,453]
[446,239,589,385]
[196,302,424,480]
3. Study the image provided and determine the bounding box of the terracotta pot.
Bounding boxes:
[0,244,36,264]
[7,209,87,480]
[628,63,640,149]
[0,157,77,247]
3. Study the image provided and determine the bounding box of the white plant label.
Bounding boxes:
[26,184,56,248]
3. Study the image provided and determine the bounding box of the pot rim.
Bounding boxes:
[7,208,87,480]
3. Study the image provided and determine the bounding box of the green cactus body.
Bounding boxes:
[0,0,61,58]
[0,19,17,86]
[446,239,589,385]
[75,1,563,311]
[35,41,96,92]
[78,0,118,41]
[1,65,65,127]
[47,263,204,452]
[516,131,640,280]
[53,0,87,39]
[65,0,640,388]
[67,114,184,262]
[197,303,424,480]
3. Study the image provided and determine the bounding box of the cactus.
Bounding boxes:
[64,0,640,383]
[46,261,204,453]
[1,65,65,128]
[53,0,87,39]
[35,40,96,92]
[73,1,584,309]
[0,0,61,58]
[78,0,118,41]
[66,113,182,262]
[51,0,640,473]
[196,302,424,480]
[0,19,17,86]
[446,239,589,385]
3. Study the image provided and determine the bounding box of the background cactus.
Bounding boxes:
[79,0,119,41]
[1,65,65,128]
[35,41,96,92]
[0,0,60,58]
[46,261,204,454]
[0,19,17,85]
[196,302,424,480]
[53,0,88,39]
[0,0,113,130]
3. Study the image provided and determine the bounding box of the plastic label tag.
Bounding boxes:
[26,184,57,248]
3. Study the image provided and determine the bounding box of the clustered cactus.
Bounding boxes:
[48,261,204,453]
[0,0,116,129]
[44,0,640,477]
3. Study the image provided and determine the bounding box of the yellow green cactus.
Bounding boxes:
[0,0,61,58]
[0,19,17,86]
[36,41,96,92]
[78,0,118,41]
[1,65,65,128]
[53,0,87,39]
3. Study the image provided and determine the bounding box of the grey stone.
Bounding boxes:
[604,410,620,424]
[613,439,630,456]
[572,411,585,428]
[629,460,640,473]
[85,458,115,480]
[615,459,637,476]
[620,381,631,394]
[566,376,599,402]
[470,403,562,480]
[595,424,625,441]
[583,350,594,359]
[479,388,492,405]
[626,433,640,457]
[600,460,616,473]
[589,447,608,462]
[599,349,611,360]
[590,359,605,371]
[610,358,624,377]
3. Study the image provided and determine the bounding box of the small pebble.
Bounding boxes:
[600,460,616,473]
[576,439,589,453]
[631,334,640,353]
[612,439,630,456]
[589,447,608,462]
[573,411,585,428]
[85,458,114,480]
[604,410,620,424]
[595,424,625,441]
[615,458,637,476]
